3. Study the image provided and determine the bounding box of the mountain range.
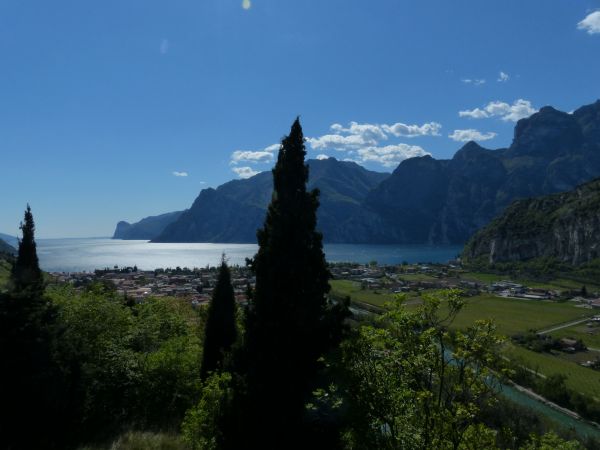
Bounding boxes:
[113,100,600,245]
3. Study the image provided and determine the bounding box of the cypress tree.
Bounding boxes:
[10,204,44,296]
[236,118,347,447]
[200,255,237,380]
[0,205,67,449]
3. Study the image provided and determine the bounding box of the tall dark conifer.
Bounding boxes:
[236,118,346,447]
[200,255,237,380]
[11,204,44,296]
[0,205,66,449]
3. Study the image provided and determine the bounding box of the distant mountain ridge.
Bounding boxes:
[113,211,184,240]
[0,233,18,250]
[0,233,16,255]
[0,239,15,255]
[462,177,600,266]
[113,100,600,244]
[153,158,390,243]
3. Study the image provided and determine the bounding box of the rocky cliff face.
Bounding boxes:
[113,211,184,240]
[366,100,600,244]
[463,178,600,265]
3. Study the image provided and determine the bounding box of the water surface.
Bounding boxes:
[36,238,462,272]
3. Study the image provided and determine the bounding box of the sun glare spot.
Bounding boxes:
[242,0,251,10]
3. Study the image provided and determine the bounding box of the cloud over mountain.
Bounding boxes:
[459,99,537,122]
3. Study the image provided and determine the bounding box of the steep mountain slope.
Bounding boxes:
[462,177,600,266]
[0,233,18,248]
[0,238,15,255]
[366,100,600,244]
[113,211,184,240]
[153,158,390,243]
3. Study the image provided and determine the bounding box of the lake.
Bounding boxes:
[36,238,463,272]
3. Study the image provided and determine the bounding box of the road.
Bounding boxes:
[537,317,591,335]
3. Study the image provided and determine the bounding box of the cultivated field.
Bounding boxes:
[331,277,600,398]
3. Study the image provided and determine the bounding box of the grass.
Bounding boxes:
[397,273,440,282]
[331,280,595,336]
[461,272,600,292]
[506,344,600,399]
[441,295,595,337]
[332,276,600,399]
[78,432,188,450]
[330,279,396,307]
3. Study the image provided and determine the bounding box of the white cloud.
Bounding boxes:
[242,0,252,10]
[230,143,279,165]
[316,154,330,160]
[330,122,388,141]
[578,11,600,34]
[172,171,188,177]
[356,144,430,168]
[497,71,510,82]
[449,129,497,142]
[232,166,259,179]
[459,99,537,122]
[462,78,486,86]
[264,143,280,153]
[307,133,378,151]
[307,119,440,154]
[305,119,438,169]
[382,121,442,138]
[160,39,169,55]
[231,150,274,165]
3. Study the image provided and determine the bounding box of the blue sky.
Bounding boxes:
[1,0,599,237]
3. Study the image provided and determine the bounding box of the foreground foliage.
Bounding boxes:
[340,290,507,449]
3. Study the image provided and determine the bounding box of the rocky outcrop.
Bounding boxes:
[113,211,184,240]
[462,178,600,265]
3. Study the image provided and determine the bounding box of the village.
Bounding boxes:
[51,265,255,307]
[50,260,600,307]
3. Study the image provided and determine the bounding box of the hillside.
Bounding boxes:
[462,177,600,265]
[0,233,17,248]
[0,238,16,255]
[113,211,184,240]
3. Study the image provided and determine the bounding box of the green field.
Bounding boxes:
[441,295,595,337]
[461,272,600,292]
[397,273,440,282]
[331,276,600,399]
[330,279,396,307]
[507,344,600,399]
[331,279,595,336]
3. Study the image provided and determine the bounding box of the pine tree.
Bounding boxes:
[200,255,237,380]
[10,204,44,296]
[0,205,67,448]
[235,118,347,447]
